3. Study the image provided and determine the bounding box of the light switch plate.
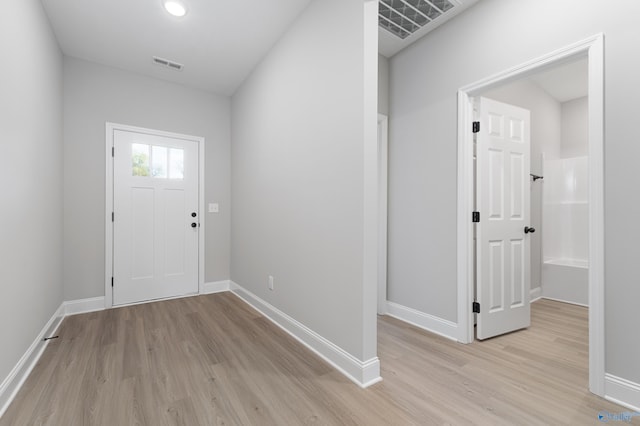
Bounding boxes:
[208,203,219,213]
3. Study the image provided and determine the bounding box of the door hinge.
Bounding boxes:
[111,277,114,288]
[112,212,114,222]
[472,211,480,223]
[473,302,480,313]
[112,147,114,157]
[472,121,480,133]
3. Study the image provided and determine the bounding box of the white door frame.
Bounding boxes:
[456,34,605,396]
[377,114,389,315]
[105,122,206,309]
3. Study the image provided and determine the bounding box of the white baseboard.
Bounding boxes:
[530,287,542,302]
[229,281,381,388]
[61,282,231,315]
[385,301,458,342]
[64,296,106,316]
[540,296,588,308]
[605,374,640,412]
[201,280,230,294]
[0,303,65,418]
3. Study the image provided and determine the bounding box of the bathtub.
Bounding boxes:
[542,258,588,306]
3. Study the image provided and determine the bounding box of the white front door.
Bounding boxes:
[476,97,531,340]
[113,129,199,305]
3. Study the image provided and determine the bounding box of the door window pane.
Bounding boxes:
[169,148,184,179]
[132,143,150,176]
[151,146,168,178]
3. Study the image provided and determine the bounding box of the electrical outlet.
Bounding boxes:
[268,275,274,291]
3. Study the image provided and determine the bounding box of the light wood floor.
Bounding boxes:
[1,294,634,425]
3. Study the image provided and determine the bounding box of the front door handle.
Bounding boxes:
[524,226,535,234]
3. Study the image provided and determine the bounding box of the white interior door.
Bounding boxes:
[476,97,531,340]
[113,129,199,305]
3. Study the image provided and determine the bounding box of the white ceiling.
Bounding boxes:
[41,0,312,96]
[41,0,481,96]
[530,58,589,103]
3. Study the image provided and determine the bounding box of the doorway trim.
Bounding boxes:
[456,34,605,396]
[377,114,389,315]
[104,122,206,309]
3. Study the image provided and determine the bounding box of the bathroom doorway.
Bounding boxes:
[456,35,605,396]
[474,57,590,340]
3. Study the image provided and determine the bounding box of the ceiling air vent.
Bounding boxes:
[379,0,455,39]
[152,56,184,71]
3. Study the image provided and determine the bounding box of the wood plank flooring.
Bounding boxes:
[1,294,634,425]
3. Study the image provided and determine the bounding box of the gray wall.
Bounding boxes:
[389,0,640,383]
[483,80,563,292]
[561,97,589,158]
[378,54,390,115]
[0,0,63,383]
[63,58,231,300]
[231,0,377,361]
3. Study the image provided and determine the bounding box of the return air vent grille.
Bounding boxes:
[152,56,184,71]
[379,0,455,39]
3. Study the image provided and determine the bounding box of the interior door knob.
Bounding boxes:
[191,222,197,228]
[524,226,535,234]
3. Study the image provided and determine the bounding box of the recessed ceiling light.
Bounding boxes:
[163,0,187,17]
